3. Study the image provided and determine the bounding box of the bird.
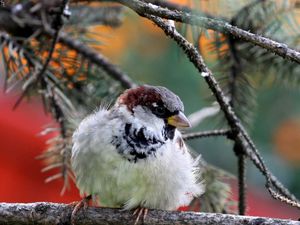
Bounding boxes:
[71,85,204,223]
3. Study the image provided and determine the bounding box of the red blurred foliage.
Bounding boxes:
[0,92,80,203]
[231,181,299,220]
[0,92,299,220]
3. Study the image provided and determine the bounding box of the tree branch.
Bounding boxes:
[114,0,300,64]
[0,202,299,225]
[141,0,220,20]
[183,129,231,140]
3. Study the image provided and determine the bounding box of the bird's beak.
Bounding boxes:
[167,111,191,128]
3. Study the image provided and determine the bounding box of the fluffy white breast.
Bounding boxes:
[71,106,204,210]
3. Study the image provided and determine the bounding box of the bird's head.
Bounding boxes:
[116,85,191,134]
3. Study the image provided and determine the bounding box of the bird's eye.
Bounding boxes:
[152,105,166,116]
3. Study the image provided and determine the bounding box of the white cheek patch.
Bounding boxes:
[132,105,165,134]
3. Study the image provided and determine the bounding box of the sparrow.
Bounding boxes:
[71,85,204,222]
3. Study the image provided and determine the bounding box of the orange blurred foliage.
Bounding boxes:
[90,16,169,61]
[89,1,228,62]
[274,119,300,165]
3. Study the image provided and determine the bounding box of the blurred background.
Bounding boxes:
[1,0,300,220]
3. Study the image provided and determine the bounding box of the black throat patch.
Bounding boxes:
[111,123,169,163]
[162,124,176,140]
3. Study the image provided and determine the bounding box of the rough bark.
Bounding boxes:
[0,202,299,225]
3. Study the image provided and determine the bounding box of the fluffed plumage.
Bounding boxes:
[71,85,204,210]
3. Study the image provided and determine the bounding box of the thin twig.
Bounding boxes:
[228,10,244,215]
[13,0,68,109]
[238,154,246,215]
[227,0,265,214]
[12,33,59,109]
[183,129,230,140]
[234,142,247,215]
[36,0,69,83]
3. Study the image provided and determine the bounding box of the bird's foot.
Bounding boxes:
[133,207,148,225]
[70,195,92,225]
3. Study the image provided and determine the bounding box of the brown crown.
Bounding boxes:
[118,86,162,112]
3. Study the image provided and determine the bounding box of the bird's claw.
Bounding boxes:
[70,195,92,225]
[133,207,148,225]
